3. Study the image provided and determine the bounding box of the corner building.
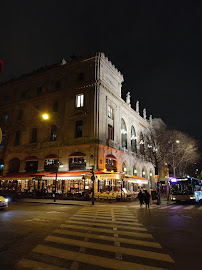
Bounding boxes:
[0,53,155,196]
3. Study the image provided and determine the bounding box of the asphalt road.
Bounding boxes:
[0,201,201,270]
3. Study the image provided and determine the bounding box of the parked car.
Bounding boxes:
[0,196,8,210]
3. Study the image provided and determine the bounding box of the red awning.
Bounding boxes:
[0,173,33,180]
[106,154,117,160]
[69,152,86,157]
[44,154,57,159]
[25,156,38,161]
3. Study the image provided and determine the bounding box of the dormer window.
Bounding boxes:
[76,94,84,108]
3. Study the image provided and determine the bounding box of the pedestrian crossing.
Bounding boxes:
[16,207,175,270]
[129,204,202,211]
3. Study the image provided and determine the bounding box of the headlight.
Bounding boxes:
[5,198,9,202]
[172,197,176,200]
[190,196,195,200]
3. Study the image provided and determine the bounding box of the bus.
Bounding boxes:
[170,177,202,203]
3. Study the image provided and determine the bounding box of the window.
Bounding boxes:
[140,132,145,155]
[17,110,23,120]
[50,125,58,141]
[69,156,86,171]
[78,73,84,81]
[0,133,6,148]
[122,162,128,174]
[55,81,61,90]
[30,128,37,143]
[3,113,8,123]
[133,165,138,176]
[121,118,127,148]
[108,106,113,119]
[37,87,42,96]
[5,96,12,104]
[75,120,83,137]
[108,124,114,140]
[25,161,38,172]
[131,126,137,152]
[9,158,20,173]
[76,94,84,108]
[14,130,21,146]
[53,101,58,112]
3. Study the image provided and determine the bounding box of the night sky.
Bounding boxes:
[1,1,202,150]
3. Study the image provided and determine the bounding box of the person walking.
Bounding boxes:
[138,189,144,207]
[144,190,151,209]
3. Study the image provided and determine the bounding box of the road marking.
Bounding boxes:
[46,211,64,214]
[54,229,161,248]
[69,217,141,225]
[26,218,48,222]
[16,258,69,270]
[45,236,174,262]
[74,214,114,220]
[61,224,150,236]
[184,205,195,210]
[170,206,182,210]
[33,244,171,270]
[158,206,170,209]
[66,220,145,230]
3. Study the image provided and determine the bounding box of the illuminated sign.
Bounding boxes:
[0,59,4,72]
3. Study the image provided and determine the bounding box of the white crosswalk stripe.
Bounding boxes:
[16,207,175,270]
[130,204,202,211]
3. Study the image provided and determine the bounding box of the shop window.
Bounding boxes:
[121,118,127,148]
[50,125,58,141]
[14,130,21,146]
[25,161,38,172]
[75,120,83,137]
[76,94,84,108]
[69,157,86,171]
[108,124,114,140]
[30,128,37,143]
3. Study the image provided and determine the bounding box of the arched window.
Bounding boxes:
[69,152,86,171]
[9,158,20,173]
[106,154,117,172]
[25,156,38,173]
[121,119,127,148]
[149,169,153,188]
[142,167,147,178]
[133,165,138,176]
[44,154,58,172]
[122,162,128,174]
[139,132,145,155]
[131,126,137,152]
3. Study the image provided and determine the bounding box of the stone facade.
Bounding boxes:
[0,52,155,189]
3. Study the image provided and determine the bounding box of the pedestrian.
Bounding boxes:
[144,190,151,209]
[138,189,144,207]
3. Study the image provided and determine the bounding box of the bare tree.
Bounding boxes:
[167,130,200,177]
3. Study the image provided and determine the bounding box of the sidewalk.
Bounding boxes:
[18,196,170,207]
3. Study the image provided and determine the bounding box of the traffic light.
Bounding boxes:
[0,60,4,72]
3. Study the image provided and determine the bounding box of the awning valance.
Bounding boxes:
[69,152,86,157]
[44,154,57,159]
[25,156,38,161]
[106,154,117,160]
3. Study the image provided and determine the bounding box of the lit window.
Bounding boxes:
[121,118,127,148]
[76,94,84,108]
[108,106,113,119]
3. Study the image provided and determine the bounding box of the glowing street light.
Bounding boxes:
[42,113,49,120]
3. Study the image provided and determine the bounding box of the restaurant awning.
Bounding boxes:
[0,173,33,180]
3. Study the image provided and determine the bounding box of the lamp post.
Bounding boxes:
[91,166,95,205]
[42,113,61,202]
